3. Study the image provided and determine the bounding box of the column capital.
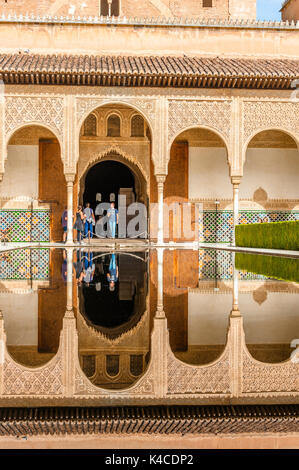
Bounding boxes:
[231,176,241,187]
[65,173,76,184]
[155,174,167,185]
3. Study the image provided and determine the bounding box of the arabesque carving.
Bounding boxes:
[242,101,299,148]
[5,96,64,143]
[168,100,232,146]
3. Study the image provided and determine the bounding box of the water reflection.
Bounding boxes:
[0,247,298,389]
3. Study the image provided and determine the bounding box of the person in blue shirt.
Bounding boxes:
[107,202,119,239]
[83,202,95,240]
[107,253,118,292]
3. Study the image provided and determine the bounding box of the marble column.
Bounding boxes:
[231,177,241,246]
[156,175,166,245]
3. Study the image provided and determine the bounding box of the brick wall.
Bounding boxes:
[0,0,256,20]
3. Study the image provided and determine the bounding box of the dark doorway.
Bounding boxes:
[83,160,135,211]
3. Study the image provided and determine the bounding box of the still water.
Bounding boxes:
[0,247,298,395]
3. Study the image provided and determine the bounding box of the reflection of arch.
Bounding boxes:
[79,147,149,204]
[243,127,299,162]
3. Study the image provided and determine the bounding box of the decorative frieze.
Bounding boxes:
[242,100,299,149]
[5,96,64,144]
[168,100,232,147]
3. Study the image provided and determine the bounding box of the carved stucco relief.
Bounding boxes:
[167,348,231,395]
[167,100,232,148]
[242,101,299,151]
[76,97,157,132]
[3,354,63,396]
[5,96,65,145]
[242,349,299,394]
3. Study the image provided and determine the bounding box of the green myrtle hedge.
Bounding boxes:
[235,220,299,251]
[235,253,299,284]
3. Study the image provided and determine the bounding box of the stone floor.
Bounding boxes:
[0,241,298,258]
[0,433,299,449]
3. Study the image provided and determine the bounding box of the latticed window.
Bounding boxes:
[130,355,143,377]
[82,355,96,378]
[101,0,120,17]
[84,114,97,136]
[202,0,212,7]
[106,355,119,376]
[131,115,144,137]
[107,114,121,137]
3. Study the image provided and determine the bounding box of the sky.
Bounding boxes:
[257,0,283,20]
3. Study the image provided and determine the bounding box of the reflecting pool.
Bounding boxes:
[0,247,298,404]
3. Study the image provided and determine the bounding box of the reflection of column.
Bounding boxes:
[228,253,243,398]
[156,247,165,317]
[65,174,75,245]
[231,177,241,246]
[0,309,5,396]
[66,248,73,315]
[232,253,239,314]
[156,175,166,245]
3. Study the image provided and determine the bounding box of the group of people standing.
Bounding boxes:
[61,201,119,243]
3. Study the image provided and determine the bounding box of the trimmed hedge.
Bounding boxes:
[235,253,299,284]
[235,220,299,251]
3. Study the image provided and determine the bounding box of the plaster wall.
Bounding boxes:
[0,23,298,58]
[0,293,38,346]
[0,145,38,202]
[188,147,231,200]
[239,148,299,201]
[188,291,299,346]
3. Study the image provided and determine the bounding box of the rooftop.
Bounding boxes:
[0,53,298,89]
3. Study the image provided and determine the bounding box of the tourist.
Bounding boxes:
[107,202,119,239]
[78,251,95,286]
[107,253,118,291]
[83,202,95,240]
[74,205,84,243]
[61,206,68,243]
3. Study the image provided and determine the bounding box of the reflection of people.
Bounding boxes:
[83,203,95,240]
[61,249,67,281]
[107,253,118,291]
[78,251,95,286]
[74,206,84,243]
[74,249,83,280]
[61,207,68,243]
[107,202,119,239]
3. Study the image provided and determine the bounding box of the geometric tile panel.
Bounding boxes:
[0,210,50,242]
[199,249,267,281]
[200,210,299,243]
[0,249,50,280]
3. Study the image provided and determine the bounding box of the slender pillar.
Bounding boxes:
[156,175,166,245]
[156,247,165,318]
[231,177,241,246]
[65,174,75,245]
